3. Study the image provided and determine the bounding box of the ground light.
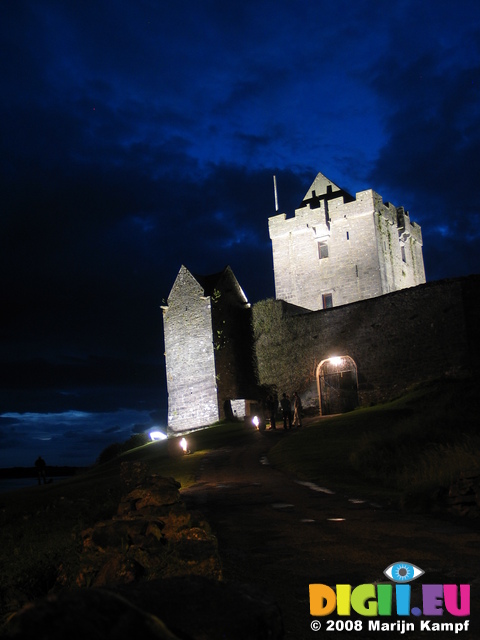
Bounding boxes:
[180,437,191,454]
[149,430,168,441]
[252,415,266,431]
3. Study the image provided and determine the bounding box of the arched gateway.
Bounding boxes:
[316,356,358,415]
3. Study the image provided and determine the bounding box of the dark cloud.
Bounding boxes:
[1,0,480,411]
[361,3,480,282]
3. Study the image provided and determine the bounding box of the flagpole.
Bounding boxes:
[273,175,279,212]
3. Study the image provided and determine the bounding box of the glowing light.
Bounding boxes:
[180,437,188,453]
[252,415,260,428]
[329,357,343,366]
[149,430,167,441]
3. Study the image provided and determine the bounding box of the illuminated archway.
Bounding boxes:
[316,356,358,415]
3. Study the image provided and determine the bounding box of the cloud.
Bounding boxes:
[1,0,480,376]
[0,405,158,467]
[358,3,480,281]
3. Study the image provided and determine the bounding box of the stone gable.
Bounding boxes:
[162,265,256,432]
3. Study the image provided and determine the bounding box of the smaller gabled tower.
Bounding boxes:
[162,265,256,433]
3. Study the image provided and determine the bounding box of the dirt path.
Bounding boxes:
[183,429,479,639]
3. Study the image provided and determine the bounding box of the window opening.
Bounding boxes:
[322,293,333,309]
[318,242,329,259]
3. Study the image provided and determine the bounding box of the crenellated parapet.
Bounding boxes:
[268,172,426,311]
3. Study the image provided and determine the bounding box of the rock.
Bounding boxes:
[119,476,182,513]
[93,555,145,588]
[59,474,222,588]
[10,473,283,639]
[1,588,182,640]
[119,576,284,640]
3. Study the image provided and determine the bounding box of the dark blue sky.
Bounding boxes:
[1,1,480,404]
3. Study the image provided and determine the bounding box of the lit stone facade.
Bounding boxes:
[162,171,459,427]
[162,265,255,432]
[269,172,425,310]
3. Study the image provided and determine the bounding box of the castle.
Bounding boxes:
[162,172,478,432]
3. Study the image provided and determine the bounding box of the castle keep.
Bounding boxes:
[269,172,425,310]
[163,172,479,432]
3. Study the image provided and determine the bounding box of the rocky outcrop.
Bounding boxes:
[3,465,284,639]
[1,588,182,640]
[2,578,284,640]
[58,472,222,588]
[118,576,285,640]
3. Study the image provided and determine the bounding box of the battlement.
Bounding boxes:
[163,170,430,431]
[269,173,425,311]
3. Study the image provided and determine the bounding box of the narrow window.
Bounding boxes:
[322,293,333,309]
[401,245,406,263]
[318,242,329,259]
[346,231,350,240]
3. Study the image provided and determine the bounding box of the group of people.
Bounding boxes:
[266,391,302,430]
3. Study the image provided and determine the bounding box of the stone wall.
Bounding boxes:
[253,276,480,411]
[210,269,257,417]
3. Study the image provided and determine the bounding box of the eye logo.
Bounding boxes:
[384,561,424,583]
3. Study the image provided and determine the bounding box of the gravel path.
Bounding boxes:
[183,429,479,639]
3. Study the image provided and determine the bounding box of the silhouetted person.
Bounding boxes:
[280,393,292,430]
[35,456,47,485]
[267,394,277,429]
[293,391,302,428]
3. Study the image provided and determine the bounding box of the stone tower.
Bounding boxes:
[162,265,256,433]
[268,172,425,310]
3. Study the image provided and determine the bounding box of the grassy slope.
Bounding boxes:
[270,377,479,501]
[0,422,256,616]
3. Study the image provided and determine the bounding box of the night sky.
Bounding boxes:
[1,1,480,468]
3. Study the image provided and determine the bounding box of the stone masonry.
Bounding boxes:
[162,171,478,427]
[162,265,255,432]
[268,172,425,311]
[253,275,480,412]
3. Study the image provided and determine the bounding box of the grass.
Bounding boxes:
[269,376,480,507]
[0,421,256,619]
[1,376,478,620]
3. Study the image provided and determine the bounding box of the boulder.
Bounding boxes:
[2,588,182,640]
[119,576,284,640]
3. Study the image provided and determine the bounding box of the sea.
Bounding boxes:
[0,476,72,494]
[0,385,167,479]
